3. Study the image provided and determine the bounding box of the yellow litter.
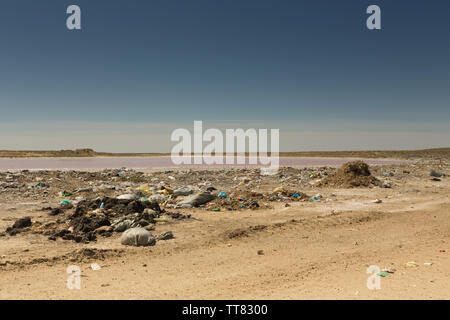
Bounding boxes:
[137,185,152,197]
[273,186,285,193]
[406,261,419,268]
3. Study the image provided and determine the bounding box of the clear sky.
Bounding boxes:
[0,0,449,152]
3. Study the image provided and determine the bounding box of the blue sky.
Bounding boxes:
[0,0,449,152]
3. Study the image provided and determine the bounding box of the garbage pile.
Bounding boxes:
[43,196,164,243]
[3,162,431,245]
[318,161,381,188]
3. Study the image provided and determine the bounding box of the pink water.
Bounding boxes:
[0,157,407,170]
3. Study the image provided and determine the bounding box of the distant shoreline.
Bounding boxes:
[0,156,408,171]
[0,148,449,159]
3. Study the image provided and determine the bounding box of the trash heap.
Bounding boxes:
[318,161,381,188]
[42,196,163,243]
[4,162,430,245]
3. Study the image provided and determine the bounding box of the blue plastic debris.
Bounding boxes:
[218,192,227,198]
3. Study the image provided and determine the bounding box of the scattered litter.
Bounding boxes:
[381,268,396,274]
[273,186,285,194]
[91,263,101,271]
[178,192,215,207]
[430,170,444,177]
[72,188,93,194]
[137,184,152,197]
[156,231,174,241]
[173,186,194,196]
[34,182,50,189]
[406,261,419,268]
[117,194,136,200]
[120,227,156,247]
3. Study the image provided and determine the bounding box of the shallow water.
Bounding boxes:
[0,157,407,170]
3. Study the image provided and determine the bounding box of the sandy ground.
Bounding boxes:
[0,160,449,299]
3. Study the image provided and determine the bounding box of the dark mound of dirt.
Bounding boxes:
[5,217,32,235]
[67,248,124,263]
[226,225,268,239]
[12,217,32,229]
[212,198,261,210]
[49,208,64,216]
[70,216,110,234]
[72,197,161,218]
[52,229,97,243]
[164,211,190,220]
[318,161,380,188]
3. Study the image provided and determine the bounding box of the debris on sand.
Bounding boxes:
[48,207,64,216]
[173,186,194,196]
[72,197,161,218]
[430,169,445,177]
[5,217,32,236]
[120,227,156,246]
[71,215,110,234]
[156,231,174,241]
[12,217,32,229]
[91,263,101,270]
[41,196,165,243]
[34,182,50,189]
[67,248,123,263]
[0,162,432,247]
[177,192,215,207]
[405,261,419,268]
[318,161,380,188]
